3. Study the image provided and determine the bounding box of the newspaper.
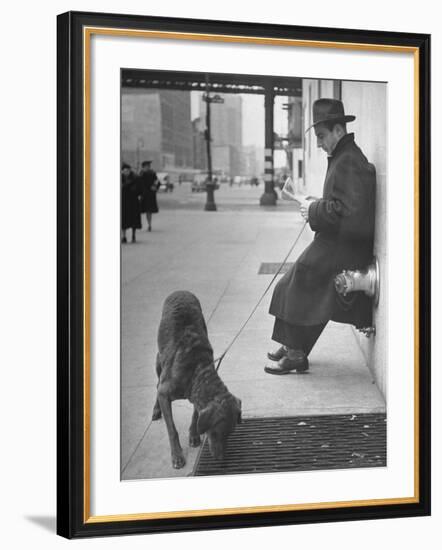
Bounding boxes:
[281,177,308,204]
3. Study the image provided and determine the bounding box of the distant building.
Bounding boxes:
[198,93,243,175]
[199,93,242,147]
[240,145,265,177]
[212,145,240,176]
[121,88,193,171]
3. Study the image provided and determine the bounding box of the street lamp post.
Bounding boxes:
[203,77,224,211]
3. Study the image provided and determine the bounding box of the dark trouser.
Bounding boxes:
[272,318,327,357]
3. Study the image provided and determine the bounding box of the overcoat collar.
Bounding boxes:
[330,132,355,159]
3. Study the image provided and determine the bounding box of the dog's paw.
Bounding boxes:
[151,407,162,421]
[189,434,201,447]
[172,453,186,469]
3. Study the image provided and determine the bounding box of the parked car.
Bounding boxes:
[191,173,219,192]
[157,172,174,192]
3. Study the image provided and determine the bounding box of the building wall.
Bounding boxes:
[199,93,243,175]
[302,79,337,197]
[160,90,194,168]
[211,145,243,176]
[121,88,193,171]
[241,145,263,177]
[212,145,232,173]
[341,81,388,397]
[121,89,162,170]
[200,93,243,147]
[301,78,387,399]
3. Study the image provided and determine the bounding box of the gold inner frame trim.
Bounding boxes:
[413,48,420,502]
[85,496,418,524]
[83,26,91,522]
[82,26,421,524]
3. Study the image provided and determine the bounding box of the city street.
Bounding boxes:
[121,181,386,480]
[151,179,293,211]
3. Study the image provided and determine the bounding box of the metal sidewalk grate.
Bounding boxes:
[258,262,294,275]
[192,414,386,477]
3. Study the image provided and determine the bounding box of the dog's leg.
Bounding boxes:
[189,406,201,447]
[152,395,161,421]
[157,390,185,469]
[151,353,162,421]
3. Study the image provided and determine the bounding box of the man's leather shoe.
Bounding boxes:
[264,354,309,375]
[267,346,287,362]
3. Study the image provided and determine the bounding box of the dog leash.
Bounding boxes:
[214,220,308,372]
[191,221,307,475]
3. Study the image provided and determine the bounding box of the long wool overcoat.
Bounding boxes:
[269,133,376,329]
[121,171,142,230]
[138,169,160,214]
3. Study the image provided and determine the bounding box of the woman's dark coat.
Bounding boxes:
[138,169,160,214]
[121,171,141,230]
[269,133,376,328]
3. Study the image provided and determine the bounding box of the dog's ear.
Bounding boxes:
[197,404,216,434]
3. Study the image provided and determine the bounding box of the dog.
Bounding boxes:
[151,290,242,469]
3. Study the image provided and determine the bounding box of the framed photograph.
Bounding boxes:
[57,11,431,538]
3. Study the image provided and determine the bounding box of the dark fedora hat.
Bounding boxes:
[306,98,355,132]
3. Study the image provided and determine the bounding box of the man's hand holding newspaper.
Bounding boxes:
[281,177,317,221]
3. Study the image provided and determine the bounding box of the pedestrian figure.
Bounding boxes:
[265,98,376,375]
[121,163,141,243]
[138,160,160,232]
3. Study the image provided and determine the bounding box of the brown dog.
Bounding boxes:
[152,290,242,469]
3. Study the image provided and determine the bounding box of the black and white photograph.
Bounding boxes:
[54,10,430,538]
[0,0,438,544]
[120,69,387,481]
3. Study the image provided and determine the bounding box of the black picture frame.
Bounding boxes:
[57,10,431,539]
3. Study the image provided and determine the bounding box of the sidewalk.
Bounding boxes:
[121,183,385,480]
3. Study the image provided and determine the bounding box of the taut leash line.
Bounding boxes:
[190,220,307,473]
[214,220,308,372]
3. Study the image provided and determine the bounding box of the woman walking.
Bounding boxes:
[138,160,160,231]
[121,163,141,243]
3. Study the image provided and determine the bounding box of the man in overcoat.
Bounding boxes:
[265,98,376,375]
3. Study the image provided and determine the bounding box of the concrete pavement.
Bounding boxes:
[121,182,385,480]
